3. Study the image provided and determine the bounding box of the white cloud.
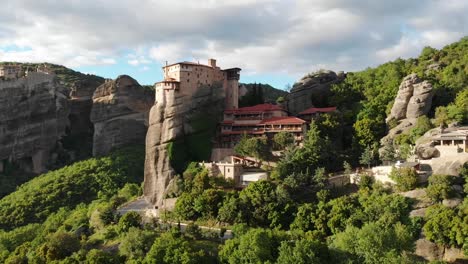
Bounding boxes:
[0,0,466,77]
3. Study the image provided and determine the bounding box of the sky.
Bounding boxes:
[0,0,466,89]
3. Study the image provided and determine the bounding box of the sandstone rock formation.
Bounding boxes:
[90,75,154,156]
[380,74,434,151]
[0,72,70,173]
[286,70,345,115]
[144,84,225,207]
[387,73,434,122]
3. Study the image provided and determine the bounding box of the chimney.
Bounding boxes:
[208,58,216,68]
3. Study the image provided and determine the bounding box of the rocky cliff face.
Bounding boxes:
[90,75,154,156]
[286,70,345,115]
[144,84,225,207]
[381,74,434,146]
[0,73,70,173]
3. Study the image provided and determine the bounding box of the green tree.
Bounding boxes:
[435,106,449,127]
[117,212,141,233]
[234,135,270,161]
[174,192,198,220]
[389,167,419,191]
[354,118,385,148]
[330,222,414,264]
[276,238,331,264]
[193,189,225,219]
[219,228,278,264]
[144,230,209,264]
[217,193,246,224]
[273,132,295,150]
[119,227,156,261]
[423,204,465,247]
[86,249,120,264]
[426,174,454,202]
[38,231,81,262]
[360,145,377,168]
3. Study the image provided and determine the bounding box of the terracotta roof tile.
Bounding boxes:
[259,116,306,125]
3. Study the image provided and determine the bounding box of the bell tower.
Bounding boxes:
[223,68,241,109]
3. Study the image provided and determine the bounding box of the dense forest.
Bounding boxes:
[0,38,466,263]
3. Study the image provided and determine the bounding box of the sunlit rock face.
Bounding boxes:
[90,75,154,156]
[144,83,225,207]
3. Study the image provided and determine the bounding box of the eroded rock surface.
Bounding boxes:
[286,70,345,115]
[387,73,434,122]
[90,75,154,156]
[0,72,70,173]
[144,85,225,207]
[380,74,434,151]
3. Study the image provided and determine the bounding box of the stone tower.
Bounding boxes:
[223,68,241,110]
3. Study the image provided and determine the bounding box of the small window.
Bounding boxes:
[227,168,230,173]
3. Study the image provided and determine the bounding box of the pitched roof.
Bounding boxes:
[259,116,306,125]
[225,103,285,113]
[299,106,337,115]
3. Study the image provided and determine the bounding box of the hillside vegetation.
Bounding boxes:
[330,36,467,154]
[0,62,105,89]
[0,146,144,230]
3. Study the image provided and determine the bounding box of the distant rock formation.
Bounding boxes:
[90,75,154,156]
[144,84,225,207]
[387,73,434,122]
[380,74,434,149]
[0,72,70,173]
[286,70,345,115]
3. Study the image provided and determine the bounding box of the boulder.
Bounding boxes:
[286,70,344,115]
[0,72,70,173]
[90,75,154,156]
[415,142,440,160]
[443,247,467,263]
[442,198,462,208]
[415,238,445,261]
[410,208,427,218]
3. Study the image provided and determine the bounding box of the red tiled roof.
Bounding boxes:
[298,107,337,115]
[221,131,265,135]
[259,116,306,125]
[225,103,284,113]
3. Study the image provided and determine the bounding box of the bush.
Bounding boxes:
[117,212,142,233]
[389,167,419,191]
[426,174,454,202]
[38,231,81,262]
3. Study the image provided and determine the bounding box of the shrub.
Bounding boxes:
[389,167,419,191]
[117,212,141,233]
[426,174,454,202]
